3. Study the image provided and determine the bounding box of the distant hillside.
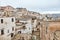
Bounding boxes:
[47,14,60,19]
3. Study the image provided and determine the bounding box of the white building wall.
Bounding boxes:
[26,20,32,33]
[20,19,32,34]
[0,17,16,40]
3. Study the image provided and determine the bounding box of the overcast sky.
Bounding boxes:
[0,0,60,14]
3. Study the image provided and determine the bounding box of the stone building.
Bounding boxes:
[0,6,40,19]
[0,5,15,17]
[14,15,33,40]
[0,17,16,40]
[16,17,32,34]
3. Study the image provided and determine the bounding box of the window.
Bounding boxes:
[12,27,14,31]
[29,28,30,30]
[18,31,21,34]
[12,18,14,22]
[37,28,39,31]
[23,26,26,29]
[1,29,4,35]
[11,33,14,37]
[32,30,34,33]
[38,22,40,25]
[8,30,9,33]
[1,19,3,23]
